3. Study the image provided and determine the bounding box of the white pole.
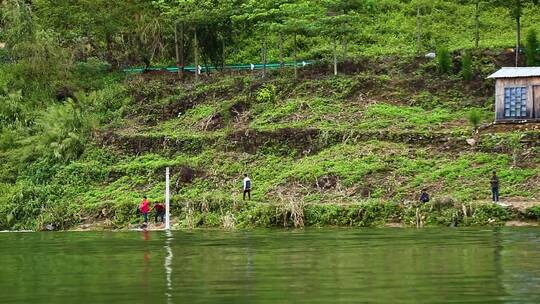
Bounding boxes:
[165,167,170,230]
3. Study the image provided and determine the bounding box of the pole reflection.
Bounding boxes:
[164,230,173,304]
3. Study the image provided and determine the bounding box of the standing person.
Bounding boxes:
[154,202,165,224]
[419,189,430,204]
[490,171,500,203]
[139,196,150,224]
[415,189,430,228]
[243,174,252,201]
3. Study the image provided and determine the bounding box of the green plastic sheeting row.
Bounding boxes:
[123,61,315,73]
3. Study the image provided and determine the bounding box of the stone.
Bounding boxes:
[466,138,476,146]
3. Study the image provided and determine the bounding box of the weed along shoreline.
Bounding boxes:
[46,200,540,232]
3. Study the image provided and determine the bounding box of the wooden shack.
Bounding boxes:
[487,67,540,122]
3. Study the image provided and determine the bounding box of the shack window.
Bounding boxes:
[504,87,528,118]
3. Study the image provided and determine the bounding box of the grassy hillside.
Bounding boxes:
[1,0,540,230]
[1,50,539,230]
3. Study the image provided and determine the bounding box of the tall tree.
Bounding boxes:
[235,0,287,77]
[458,0,487,48]
[494,0,539,66]
[1,0,36,48]
[156,0,205,81]
[473,0,484,48]
[280,1,321,79]
[411,0,434,54]
[525,29,539,66]
[156,0,235,81]
[319,0,365,75]
[34,0,157,66]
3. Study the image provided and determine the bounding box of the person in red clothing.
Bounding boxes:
[139,196,150,224]
[154,202,165,223]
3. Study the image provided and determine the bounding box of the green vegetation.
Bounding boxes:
[1,1,540,230]
[461,51,473,81]
[467,108,482,131]
[436,47,452,74]
[525,28,539,66]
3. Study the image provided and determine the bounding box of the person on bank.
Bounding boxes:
[140,196,150,224]
[243,174,252,201]
[154,202,165,223]
[490,171,500,203]
[419,189,430,204]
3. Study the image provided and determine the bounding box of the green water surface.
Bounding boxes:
[1,228,540,303]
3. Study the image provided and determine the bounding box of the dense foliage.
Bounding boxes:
[0,0,540,230]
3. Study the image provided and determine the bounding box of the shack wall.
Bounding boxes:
[495,77,540,121]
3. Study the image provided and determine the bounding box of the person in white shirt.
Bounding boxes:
[243,174,252,200]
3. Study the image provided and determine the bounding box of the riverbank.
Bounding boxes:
[2,52,540,232]
[48,200,535,232]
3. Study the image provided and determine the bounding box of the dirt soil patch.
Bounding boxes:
[505,220,539,227]
[480,122,540,134]
[501,200,540,212]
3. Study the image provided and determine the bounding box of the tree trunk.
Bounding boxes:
[342,38,348,62]
[222,37,226,70]
[516,15,521,67]
[333,37,338,76]
[293,33,298,79]
[474,2,480,48]
[262,36,267,78]
[174,23,182,79]
[416,5,421,54]
[204,56,209,75]
[180,23,184,78]
[279,33,284,71]
[194,29,199,82]
[106,33,115,68]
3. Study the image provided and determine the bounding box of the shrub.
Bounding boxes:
[432,196,456,210]
[0,48,9,64]
[37,102,95,162]
[467,108,481,131]
[436,47,451,74]
[525,205,540,220]
[0,89,31,128]
[255,85,276,103]
[525,29,539,67]
[468,203,509,226]
[461,51,473,80]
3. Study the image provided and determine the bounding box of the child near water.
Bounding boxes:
[139,196,150,226]
[419,189,430,204]
[154,202,165,224]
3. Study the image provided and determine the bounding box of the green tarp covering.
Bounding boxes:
[123,61,315,73]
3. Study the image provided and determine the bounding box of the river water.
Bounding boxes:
[1,228,540,303]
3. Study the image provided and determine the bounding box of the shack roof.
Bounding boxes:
[487,67,540,79]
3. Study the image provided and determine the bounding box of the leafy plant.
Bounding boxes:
[436,47,452,74]
[525,28,539,66]
[256,85,276,103]
[467,108,481,131]
[461,51,473,80]
[37,102,95,162]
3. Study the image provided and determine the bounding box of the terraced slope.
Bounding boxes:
[2,52,540,230]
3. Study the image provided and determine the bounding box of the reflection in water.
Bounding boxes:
[164,230,173,304]
[3,228,540,303]
[493,228,507,300]
[142,230,150,303]
[244,232,254,300]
